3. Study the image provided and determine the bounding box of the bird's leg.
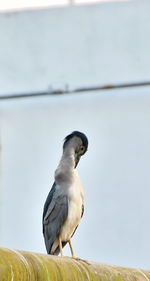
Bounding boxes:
[68,240,76,258]
[59,236,64,257]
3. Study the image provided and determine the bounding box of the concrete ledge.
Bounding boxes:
[0,248,149,281]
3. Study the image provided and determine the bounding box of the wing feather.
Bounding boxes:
[43,182,68,254]
[53,203,84,255]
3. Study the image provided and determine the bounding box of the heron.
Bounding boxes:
[42,131,88,257]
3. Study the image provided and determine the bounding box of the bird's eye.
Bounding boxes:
[80,146,85,153]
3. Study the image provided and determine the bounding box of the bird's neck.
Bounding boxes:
[59,149,75,170]
[54,147,76,184]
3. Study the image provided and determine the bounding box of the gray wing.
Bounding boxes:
[43,182,56,226]
[53,203,84,255]
[43,182,68,254]
[81,204,84,218]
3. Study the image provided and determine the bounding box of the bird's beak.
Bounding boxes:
[74,153,81,168]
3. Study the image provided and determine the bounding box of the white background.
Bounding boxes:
[0,0,150,269]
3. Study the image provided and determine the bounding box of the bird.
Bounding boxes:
[42,131,88,257]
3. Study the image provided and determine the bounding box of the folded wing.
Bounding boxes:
[43,182,68,254]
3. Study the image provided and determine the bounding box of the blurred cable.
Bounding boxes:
[0,81,150,100]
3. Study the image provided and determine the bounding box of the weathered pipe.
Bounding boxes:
[0,248,149,281]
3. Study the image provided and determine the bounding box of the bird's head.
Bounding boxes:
[63,131,88,168]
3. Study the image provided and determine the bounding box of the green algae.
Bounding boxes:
[0,248,149,281]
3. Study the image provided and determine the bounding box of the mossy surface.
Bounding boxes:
[0,248,149,281]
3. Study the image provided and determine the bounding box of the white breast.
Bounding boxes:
[60,171,84,242]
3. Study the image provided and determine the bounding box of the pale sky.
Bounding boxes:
[0,0,129,12]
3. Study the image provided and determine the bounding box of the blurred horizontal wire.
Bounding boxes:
[1,81,150,100]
